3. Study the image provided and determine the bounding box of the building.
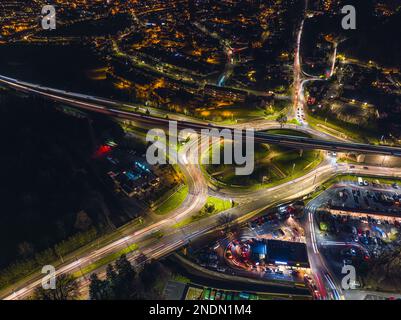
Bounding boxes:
[203,84,247,102]
[251,239,310,268]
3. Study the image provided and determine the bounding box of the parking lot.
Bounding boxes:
[245,209,305,243]
[325,180,401,215]
[317,193,401,259]
[191,205,310,284]
[314,181,401,287]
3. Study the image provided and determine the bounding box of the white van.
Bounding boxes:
[358,177,363,186]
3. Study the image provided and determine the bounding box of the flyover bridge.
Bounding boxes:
[1,75,401,157]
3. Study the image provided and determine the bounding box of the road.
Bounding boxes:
[5,148,401,301]
[1,0,400,299]
[2,70,401,300]
[2,75,401,156]
[192,22,235,87]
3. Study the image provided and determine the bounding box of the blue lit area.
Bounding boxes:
[135,161,150,173]
[124,171,141,181]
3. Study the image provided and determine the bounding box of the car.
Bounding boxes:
[341,248,357,257]
[209,253,218,260]
[363,166,369,170]
[343,259,353,265]
[363,180,369,186]
[217,266,226,272]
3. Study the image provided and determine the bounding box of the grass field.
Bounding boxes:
[266,129,310,137]
[154,184,189,215]
[272,149,320,176]
[204,129,322,189]
[305,112,380,144]
[72,243,138,278]
[173,196,232,228]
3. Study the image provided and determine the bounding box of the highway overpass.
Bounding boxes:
[1,75,401,157]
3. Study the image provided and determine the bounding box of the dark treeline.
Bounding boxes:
[89,255,169,300]
[0,92,124,284]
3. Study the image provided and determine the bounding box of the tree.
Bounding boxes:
[74,210,92,231]
[17,241,34,259]
[115,255,136,279]
[139,261,167,299]
[113,255,138,299]
[217,212,241,235]
[276,113,287,128]
[104,264,118,298]
[89,273,107,300]
[33,273,78,300]
[218,212,235,225]
[106,264,118,284]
